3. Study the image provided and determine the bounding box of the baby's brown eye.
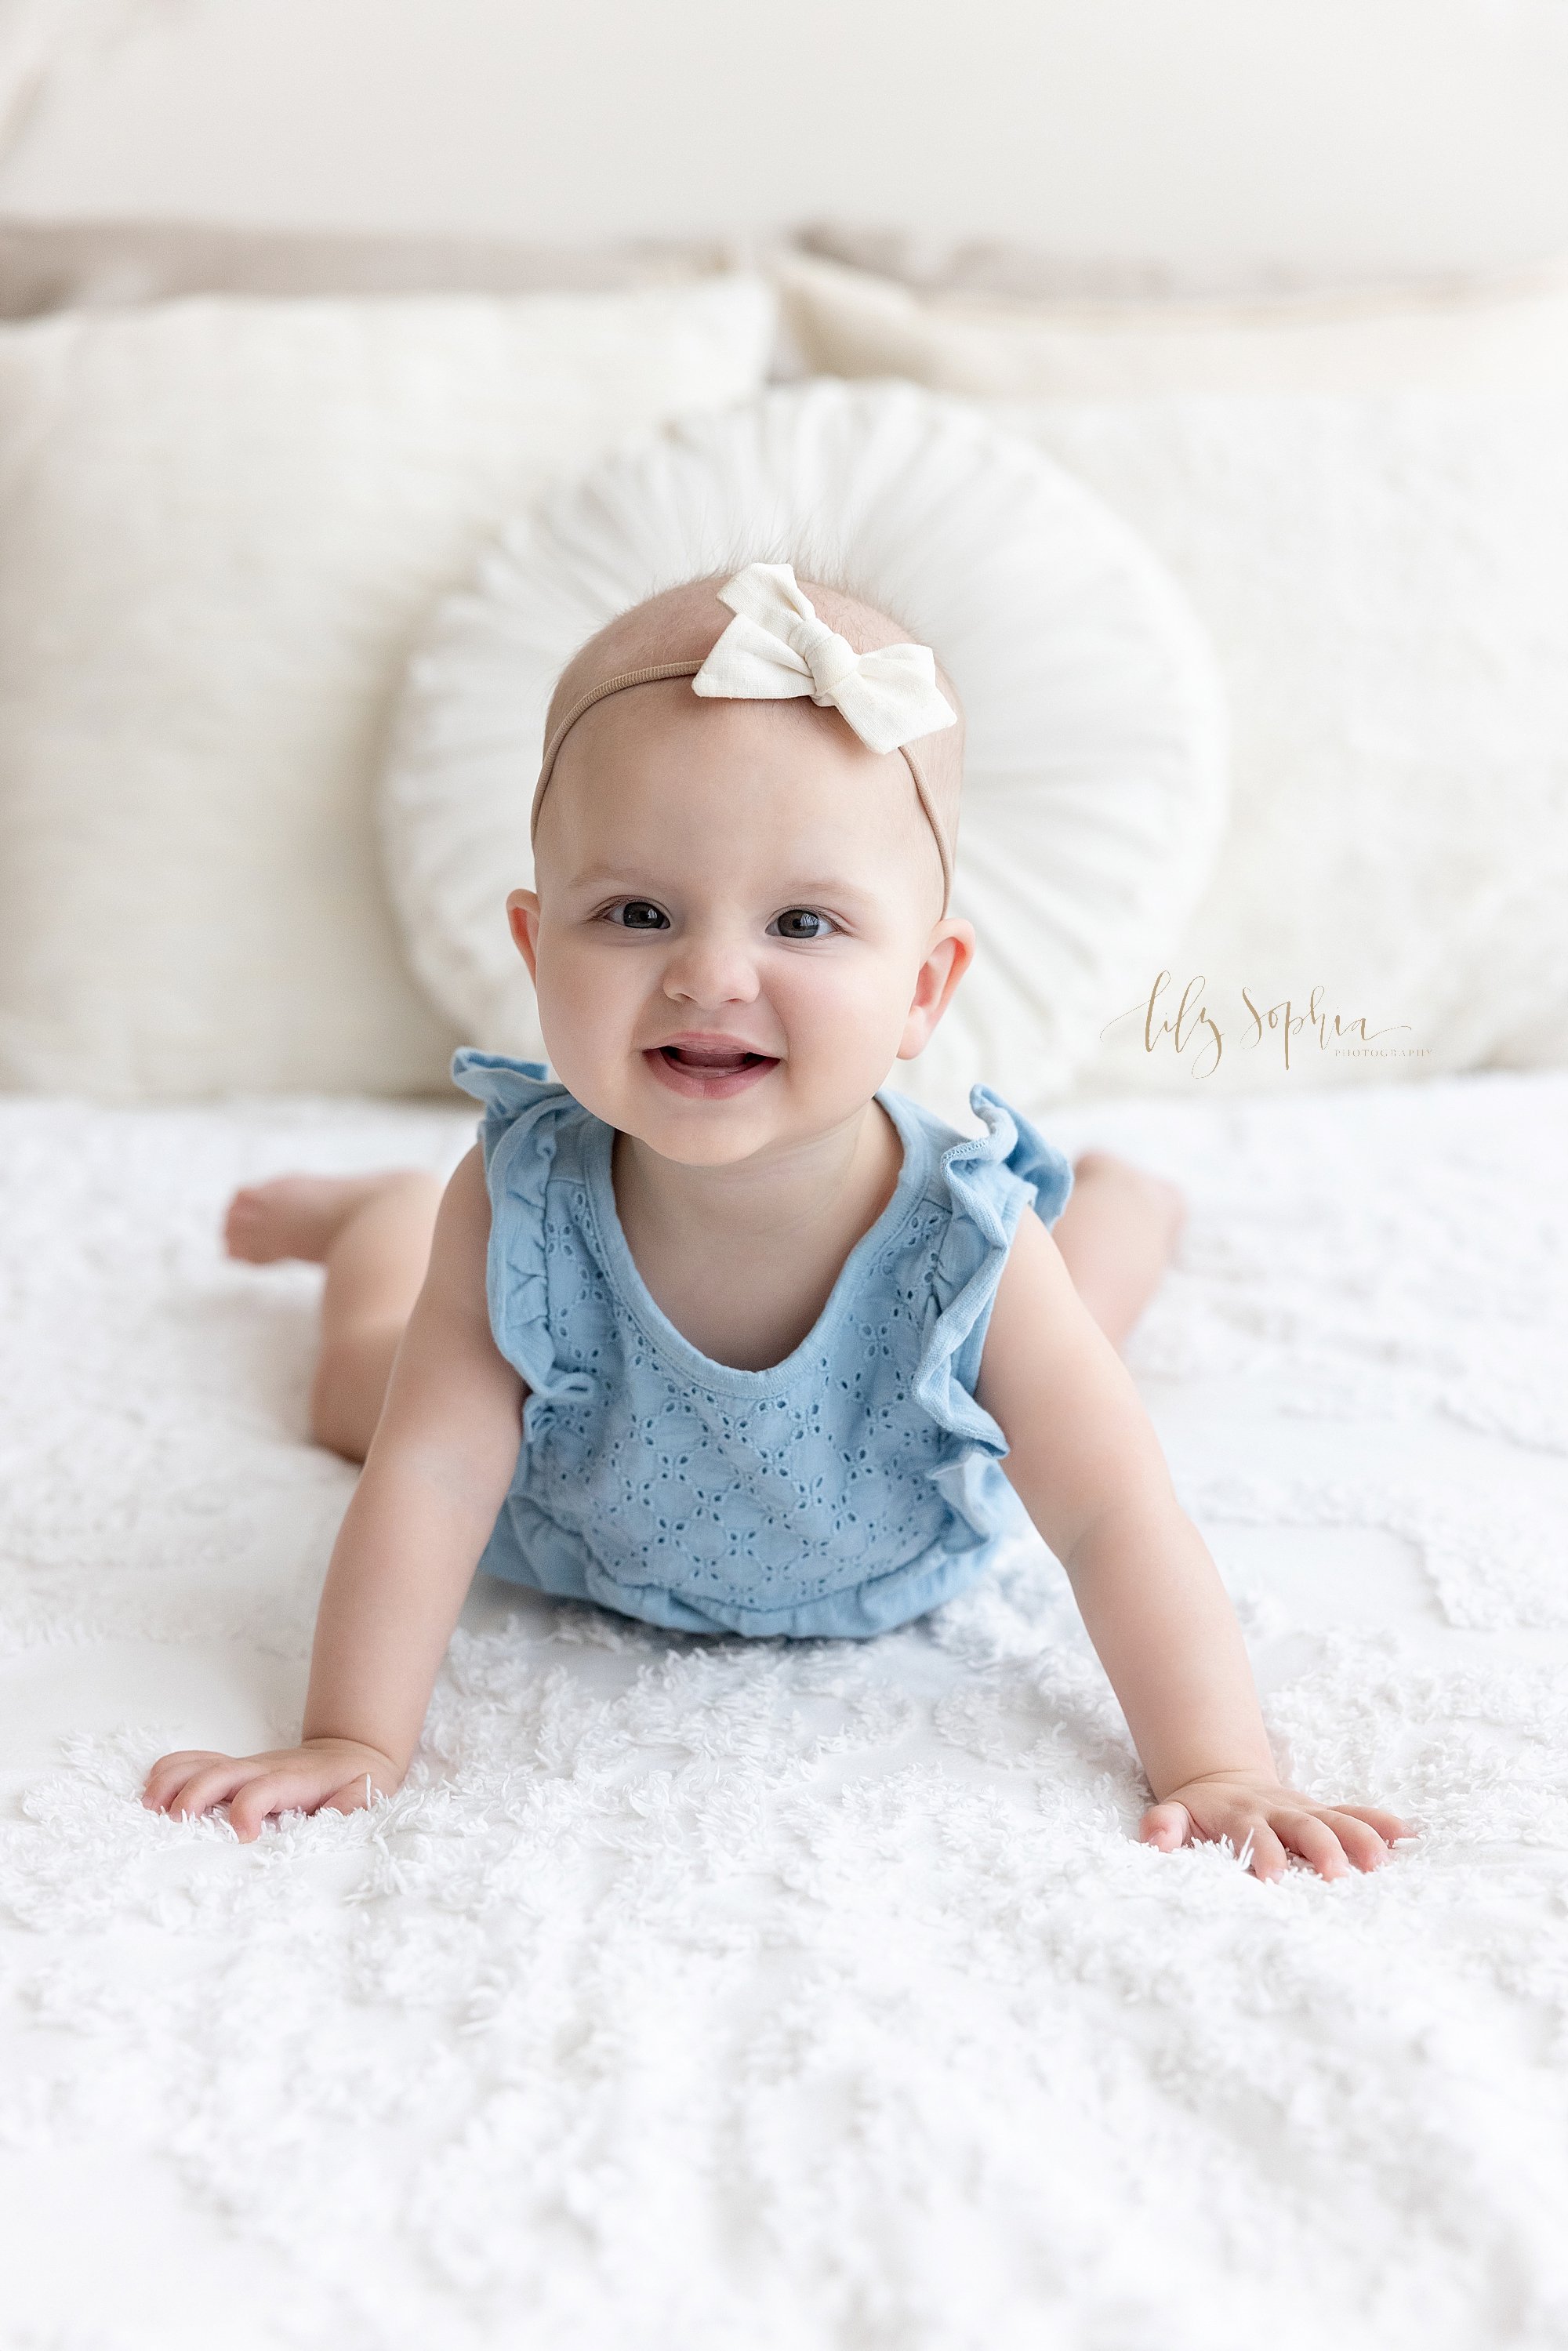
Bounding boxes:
[770,908,834,941]
[610,900,669,931]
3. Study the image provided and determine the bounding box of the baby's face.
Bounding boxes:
[510,685,973,1166]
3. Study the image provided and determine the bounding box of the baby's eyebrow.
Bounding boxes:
[566,865,653,891]
[769,880,883,907]
[564,864,879,906]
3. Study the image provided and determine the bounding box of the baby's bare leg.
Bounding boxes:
[1053,1152,1185,1352]
[226,1171,443,1463]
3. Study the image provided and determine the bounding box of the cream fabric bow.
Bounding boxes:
[691,563,956,756]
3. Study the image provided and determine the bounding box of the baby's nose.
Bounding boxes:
[661,926,761,1009]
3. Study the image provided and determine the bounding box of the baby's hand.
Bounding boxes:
[1140,1772,1414,1882]
[141,1737,401,1843]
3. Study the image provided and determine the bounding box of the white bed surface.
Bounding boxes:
[2,1068,1566,2350]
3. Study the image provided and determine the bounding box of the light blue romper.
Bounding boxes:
[452,1051,1074,1640]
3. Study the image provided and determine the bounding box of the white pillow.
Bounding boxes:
[0,277,775,1097]
[1009,391,1568,1094]
[380,379,1228,1122]
[780,252,1568,400]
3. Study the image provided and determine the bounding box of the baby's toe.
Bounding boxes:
[1073,1152,1187,1247]
[223,1190,277,1262]
[1154,1172,1186,1229]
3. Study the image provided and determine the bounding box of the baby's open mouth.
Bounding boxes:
[658,1042,772,1072]
[644,1037,781,1094]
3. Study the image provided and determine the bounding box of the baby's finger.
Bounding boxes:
[142,1752,223,1808]
[158,1758,256,1821]
[322,1772,381,1818]
[146,1749,222,1778]
[1335,1804,1416,1845]
[226,1765,338,1841]
[1240,1820,1290,1882]
[143,1751,238,1805]
[1138,1801,1192,1852]
[1321,1810,1392,1873]
[1277,1810,1351,1881]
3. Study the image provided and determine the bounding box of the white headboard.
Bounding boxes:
[0,0,1566,281]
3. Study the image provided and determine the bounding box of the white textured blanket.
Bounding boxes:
[2,1072,1566,2351]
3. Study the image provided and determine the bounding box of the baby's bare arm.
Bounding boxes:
[976,1214,1411,1879]
[143,1147,524,1838]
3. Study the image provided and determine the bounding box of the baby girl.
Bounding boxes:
[143,563,1410,1879]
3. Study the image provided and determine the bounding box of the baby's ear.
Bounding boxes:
[898,919,976,1060]
[506,888,542,980]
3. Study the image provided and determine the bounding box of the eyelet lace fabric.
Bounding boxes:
[452,1051,1073,1638]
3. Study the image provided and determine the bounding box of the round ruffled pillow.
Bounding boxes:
[380,379,1227,1116]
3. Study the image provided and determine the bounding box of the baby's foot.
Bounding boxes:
[224,1174,406,1266]
[1072,1151,1188,1250]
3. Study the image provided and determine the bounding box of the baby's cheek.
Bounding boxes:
[532,940,635,1086]
[773,953,913,1089]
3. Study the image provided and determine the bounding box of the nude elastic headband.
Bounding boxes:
[530,564,960,910]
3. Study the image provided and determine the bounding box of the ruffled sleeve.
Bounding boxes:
[449,1049,593,1406]
[913,1084,1075,1453]
[970,1084,1074,1228]
[452,1048,557,1159]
